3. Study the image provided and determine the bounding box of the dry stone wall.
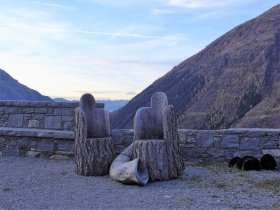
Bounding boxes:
[113,128,280,165]
[0,100,103,158]
[0,101,280,165]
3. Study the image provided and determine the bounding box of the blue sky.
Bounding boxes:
[0,0,279,100]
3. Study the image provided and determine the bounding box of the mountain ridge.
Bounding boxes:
[112,4,280,130]
[0,69,53,101]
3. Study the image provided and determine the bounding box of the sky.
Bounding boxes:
[0,0,279,100]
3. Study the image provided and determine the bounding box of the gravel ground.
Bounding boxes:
[0,156,280,210]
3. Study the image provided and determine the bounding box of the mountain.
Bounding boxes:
[53,98,128,112]
[0,69,53,101]
[112,4,280,130]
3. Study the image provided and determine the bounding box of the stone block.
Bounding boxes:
[267,130,280,137]
[0,137,6,147]
[17,139,30,146]
[221,134,239,149]
[213,130,225,136]
[184,130,194,136]
[112,136,123,145]
[44,116,61,129]
[46,102,59,107]
[233,150,256,158]
[18,107,34,114]
[226,128,248,134]
[178,131,186,143]
[62,116,73,121]
[182,143,196,148]
[23,114,32,120]
[261,139,278,149]
[240,137,260,151]
[53,131,74,139]
[32,102,47,107]
[246,129,267,137]
[2,107,17,114]
[214,137,221,148]
[8,114,24,127]
[207,148,230,158]
[6,140,17,146]
[58,140,74,151]
[186,137,196,143]
[14,101,30,107]
[123,136,133,146]
[196,131,213,148]
[33,114,45,120]
[119,129,134,136]
[62,116,74,131]
[3,147,19,156]
[28,120,40,128]
[262,149,280,157]
[54,108,72,116]
[37,140,54,152]
[26,151,40,158]
[34,108,48,113]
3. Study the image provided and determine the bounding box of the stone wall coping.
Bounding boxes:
[0,100,104,108]
[0,127,74,139]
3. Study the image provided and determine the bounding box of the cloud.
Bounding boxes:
[151,9,174,15]
[32,1,77,9]
[74,91,122,95]
[167,0,256,8]
[126,91,138,95]
[7,24,163,39]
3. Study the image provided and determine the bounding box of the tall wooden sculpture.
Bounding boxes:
[75,93,115,176]
[133,92,185,181]
[110,92,184,184]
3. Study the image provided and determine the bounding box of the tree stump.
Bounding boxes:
[133,139,183,181]
[74,93,115,176]
[75,137,114,176]
[133,93,185,182]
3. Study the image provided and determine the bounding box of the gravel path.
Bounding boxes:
[0,157,280,210]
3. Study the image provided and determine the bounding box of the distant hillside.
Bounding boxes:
[0,69,53,101]
[53,98,128,112]
[112,4,280,129]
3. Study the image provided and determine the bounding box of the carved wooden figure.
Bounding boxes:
[75,93,115,176]
[133,92,185,181]
[109,92,184,184]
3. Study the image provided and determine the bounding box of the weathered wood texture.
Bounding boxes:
[110,144,149,185]
[133,92,185,182]
[80,93,111,138]
[134,92,168,140]
[75,93,115,176]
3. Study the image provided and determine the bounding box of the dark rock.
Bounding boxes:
[229,156,241,168]
[260,154,277,170]
[242,156,261,171]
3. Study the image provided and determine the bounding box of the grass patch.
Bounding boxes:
[3,188,10,192]
[215,183,227,189]
[190,175,203,183]
[179,197,193,209]
[254,178,280,193]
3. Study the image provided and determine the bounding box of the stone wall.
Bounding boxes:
[0,101,279,165]
[0,100,102,158]
[113,128,280,165]
[0,100,80,130]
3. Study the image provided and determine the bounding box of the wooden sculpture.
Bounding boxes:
[110,92,184,184]
[75,93,115,176]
